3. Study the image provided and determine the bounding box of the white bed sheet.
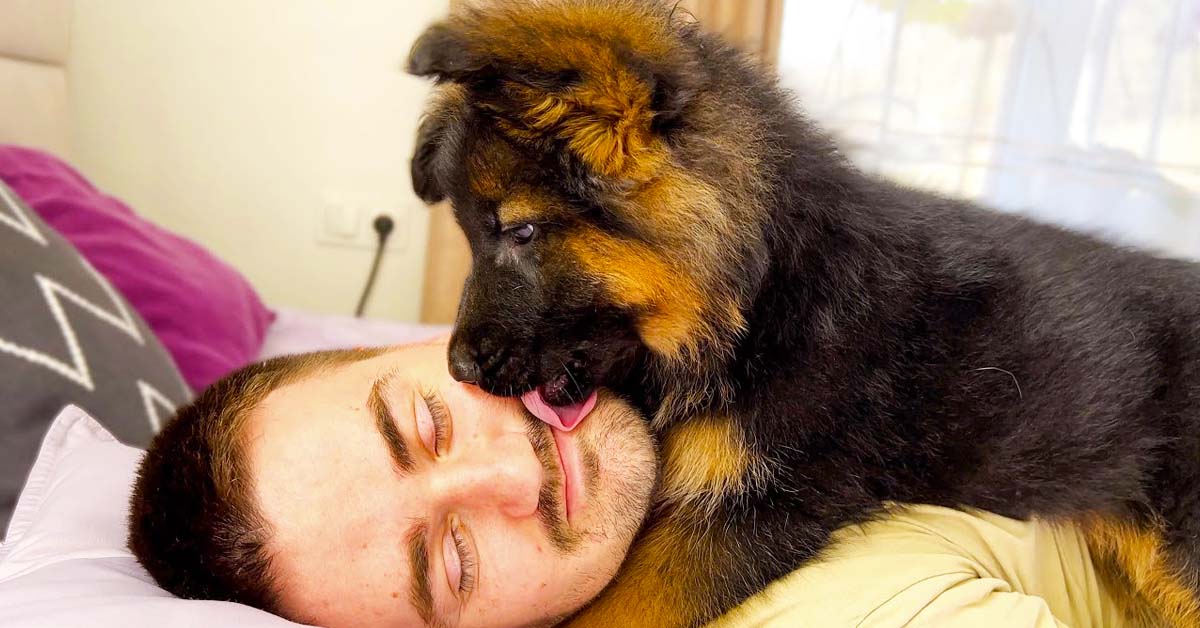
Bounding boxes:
[0,406,307,628]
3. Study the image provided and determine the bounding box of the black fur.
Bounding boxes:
[409,2,1200,624]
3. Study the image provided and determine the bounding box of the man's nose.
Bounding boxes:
[432,433,543,518]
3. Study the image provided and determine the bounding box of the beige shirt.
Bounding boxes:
[711,505,1128,627]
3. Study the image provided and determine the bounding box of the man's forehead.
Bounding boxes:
[251,388,398,535]
[253,410,422,626]
[272,516,420,627]
[257,344,440,405]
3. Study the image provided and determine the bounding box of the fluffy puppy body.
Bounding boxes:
[408,2,1200,625]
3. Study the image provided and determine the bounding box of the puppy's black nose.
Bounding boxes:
[448,339,480,384]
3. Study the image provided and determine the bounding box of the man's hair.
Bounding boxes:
[128,347,390,613]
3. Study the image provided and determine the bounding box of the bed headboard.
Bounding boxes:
[0,0,73,159]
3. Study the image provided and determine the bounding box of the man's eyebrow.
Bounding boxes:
[407,520,448,628]
[369,375,415,475]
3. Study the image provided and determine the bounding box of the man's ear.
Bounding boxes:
[410,113,446,205]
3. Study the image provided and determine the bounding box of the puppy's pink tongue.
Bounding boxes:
[521,389,598,432]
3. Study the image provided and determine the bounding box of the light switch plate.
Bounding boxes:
[316,201,408,252]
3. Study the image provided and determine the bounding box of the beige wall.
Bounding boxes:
[67,0,450,320]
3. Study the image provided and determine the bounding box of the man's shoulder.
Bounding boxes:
[707,504,1127,627]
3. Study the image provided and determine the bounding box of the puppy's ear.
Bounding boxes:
[406,23,491,84]
[405,6,700,182]
[407,22,579,94]
[410,113,446,205]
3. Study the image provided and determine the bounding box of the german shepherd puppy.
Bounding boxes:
[407,1,1200,626]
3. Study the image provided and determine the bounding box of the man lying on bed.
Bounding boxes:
[128,339,1130,627]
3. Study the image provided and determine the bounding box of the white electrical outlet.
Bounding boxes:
[316,202,408,252]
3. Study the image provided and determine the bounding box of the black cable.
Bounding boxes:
[355,214,395,317]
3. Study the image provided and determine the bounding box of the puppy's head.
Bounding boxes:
[409,0,773,409]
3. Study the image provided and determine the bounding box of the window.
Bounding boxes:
[777,0,1200,259]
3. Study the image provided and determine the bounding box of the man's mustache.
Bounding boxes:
[524,414,582,554]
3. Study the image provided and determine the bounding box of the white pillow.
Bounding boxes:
[0,405,308,627]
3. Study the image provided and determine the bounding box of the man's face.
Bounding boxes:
[246,341,657,628]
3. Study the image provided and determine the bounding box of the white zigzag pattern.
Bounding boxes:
[1,182,175,430]
[138,380,175,431]
[0,183,48,246]
[0,259,145,392]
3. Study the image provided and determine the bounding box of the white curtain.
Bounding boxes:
[778,0,1200,259]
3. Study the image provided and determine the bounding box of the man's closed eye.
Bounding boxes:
[416,390,452,457]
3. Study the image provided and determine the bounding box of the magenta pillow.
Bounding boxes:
[0,145,275,392]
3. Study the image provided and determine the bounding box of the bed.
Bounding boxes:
[0,3,447,625]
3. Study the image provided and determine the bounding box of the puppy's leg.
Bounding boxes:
[563,504,830,628]
[563,416,834,627]
[562,513,712,628]
[1083,516,1200,627]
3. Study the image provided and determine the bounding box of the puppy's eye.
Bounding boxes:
[505,223,536,245]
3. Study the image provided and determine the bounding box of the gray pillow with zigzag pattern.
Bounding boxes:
[0,179,189,535]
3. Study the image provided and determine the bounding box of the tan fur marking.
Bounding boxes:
[563,514,709,628]
[492,192,566,230]
[660,416,768,514]
[495,202,540,227]
[1083,516,1200,627]
[559,161,751,365]
[448,2,678,181]
[501,77,666,180]
[466,128,517,202]
[619,166,751,348]
[467,158,505,202]
[625,167,730,240]
[562,225,709,357]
